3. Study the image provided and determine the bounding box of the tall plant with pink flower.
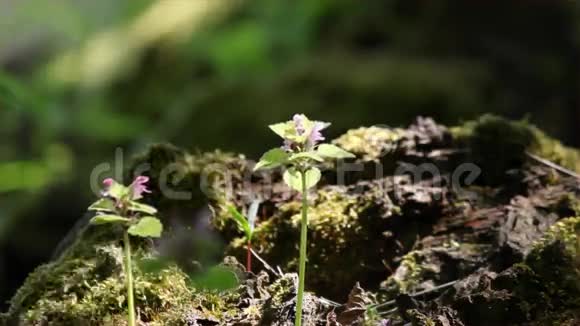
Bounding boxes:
[88,176,162,326]
[254,114,354,326]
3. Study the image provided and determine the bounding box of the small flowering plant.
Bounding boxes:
[88,176,163,326]
[254,114,354,191]
[254,114,354,326]
[227,199,261,273]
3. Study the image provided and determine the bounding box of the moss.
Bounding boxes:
[398,253,424,293]
[288,189,364,251]
[12,251,177,324]
[130,143,247,200]
[466,217,580,324]
[227,185,396,300]
[528,216,580,259]
[5,224,242,325]
[524,217,580,302]
[381,242,490,299]
[529,126,580,173]
[451,115,580,184]
[129,143,250,233]
[407,309,437,326]
[257,273,332,325]
[267,274,298,308]
[451,115,534,184]
[332,126,405,161]
[381,251,425,295]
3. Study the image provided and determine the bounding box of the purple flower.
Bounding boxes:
[379,319,392,326]
[307,121,328,148]
[282,139,294,152]
[293,114,306,135]
[130,176,151,200]
[103,178,114,188]
[101,178,115,196]
[289,114,330,150]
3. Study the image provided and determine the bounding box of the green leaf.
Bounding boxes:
[269,122,294,139]
[128,216,163,238]
[289,151,324,162]
[227,205,252,239]
[88,198,116,212]
[253,148,289,171]
[283,167,321,193]
[316,144,356,159]
[90,214,130,225]
[190,265,238,291]
[127,201,158,215]
[106,181,129,200]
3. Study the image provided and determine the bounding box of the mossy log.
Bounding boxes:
[3,115,580,325]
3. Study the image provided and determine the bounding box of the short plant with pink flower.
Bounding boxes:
[88,175,162,326]
[254,114,354,326]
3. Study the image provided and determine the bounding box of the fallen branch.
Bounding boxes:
[526,151,580,180]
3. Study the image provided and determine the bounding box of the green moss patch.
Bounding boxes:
[452,115,580,184]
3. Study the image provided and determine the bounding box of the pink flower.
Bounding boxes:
[307,121,328,148]
[282,139,294,152]
[130,175,151,200]
[285,114,331,150]
[285,114,330,149]
[103,178,114,187]
[101,178,115,196]
[293,114,306,135]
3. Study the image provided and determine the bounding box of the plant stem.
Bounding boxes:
[295,170,308,326]
[124,231,136,326]
[246,240,252,273]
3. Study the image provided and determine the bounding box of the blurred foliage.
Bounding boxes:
[1,0,580,309]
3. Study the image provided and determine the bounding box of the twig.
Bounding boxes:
[318,296,341,307]
[410,280,457,298]
[249,249,340,307]
[526,151,580,180]
[250,248,280,276]
[372,299,396,310]
[370,280,458,310]
[377,306,398,316]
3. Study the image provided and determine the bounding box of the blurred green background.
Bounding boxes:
[1,0,580,309]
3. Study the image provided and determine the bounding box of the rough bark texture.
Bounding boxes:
[2,115,580,325]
